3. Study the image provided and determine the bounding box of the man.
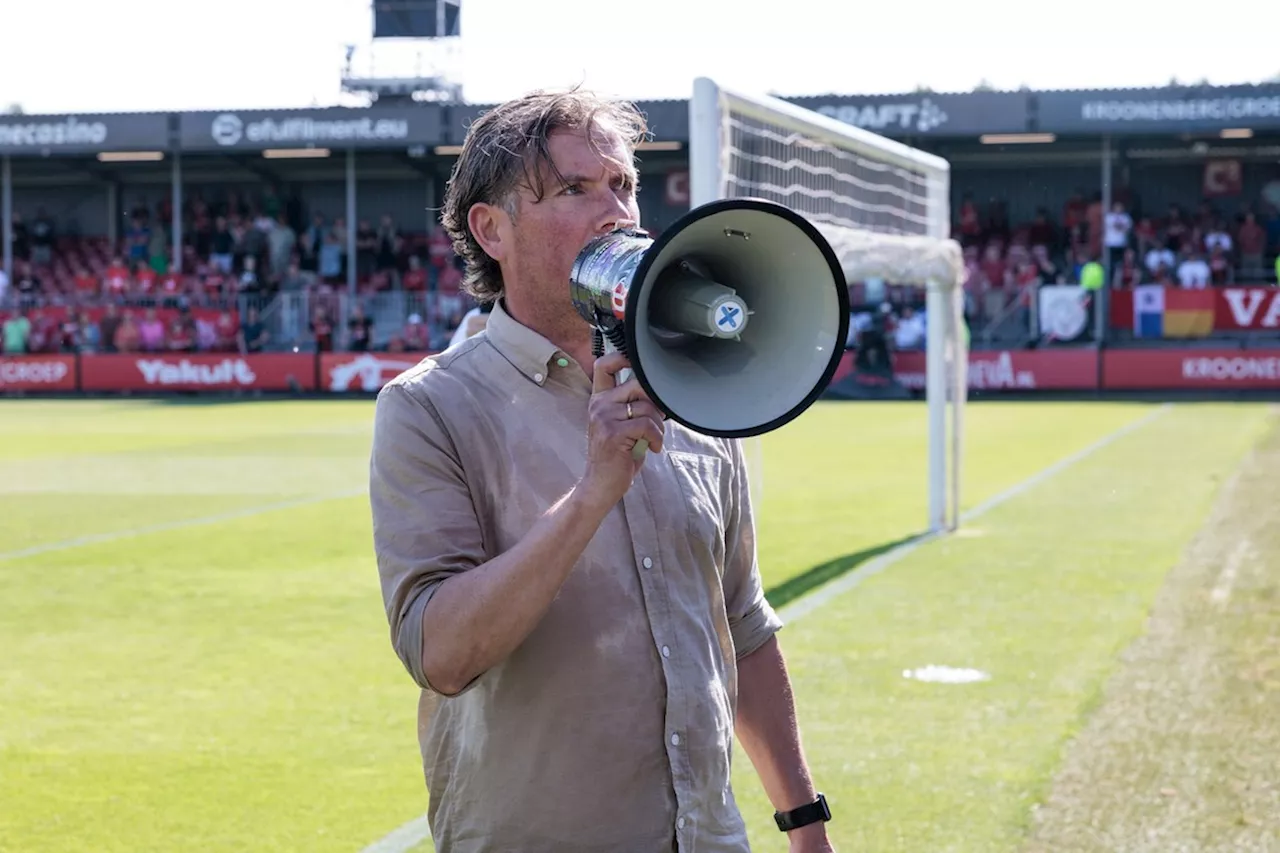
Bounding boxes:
[369,88,833,853]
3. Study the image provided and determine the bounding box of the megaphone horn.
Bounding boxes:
[569,197,850,460]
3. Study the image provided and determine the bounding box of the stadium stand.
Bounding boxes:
[1,179,1278,359]
[0,188,479,356]
[837,190,1279,350]
[939,191,1280,346]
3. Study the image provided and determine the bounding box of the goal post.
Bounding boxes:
[687,76,968,534]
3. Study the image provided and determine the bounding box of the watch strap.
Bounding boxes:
[773,793,830,832]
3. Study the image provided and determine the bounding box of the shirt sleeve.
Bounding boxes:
[719,438,783,659]
[369,379,487,694]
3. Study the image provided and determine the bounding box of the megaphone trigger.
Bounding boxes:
[604,339,650,463]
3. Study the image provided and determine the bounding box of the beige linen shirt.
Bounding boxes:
[370,299,783,853]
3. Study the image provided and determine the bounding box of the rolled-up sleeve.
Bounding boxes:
[369,379,486,693]
[719,438,783,659]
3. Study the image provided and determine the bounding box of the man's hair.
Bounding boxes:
[440,88,650,303]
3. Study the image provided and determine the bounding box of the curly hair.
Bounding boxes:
[439,88,650,304]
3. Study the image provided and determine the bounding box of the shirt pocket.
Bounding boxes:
[665,451,726,566]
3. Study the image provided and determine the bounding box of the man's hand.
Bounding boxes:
[578,352,665,507]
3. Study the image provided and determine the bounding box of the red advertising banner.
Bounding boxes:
[319,351,433,393]
[1103,349,1280,390]
[1110,285,1280,333]
[1213,287,1280,331]
[892,348,1099,391]
[830,352,856,384]
[0,355,77,391]
[80,353,316,392]
[1109,290,1134,330]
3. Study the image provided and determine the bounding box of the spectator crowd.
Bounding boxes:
[951,189,1280,334]
[0,186,476,356]
[4,182,1280,357]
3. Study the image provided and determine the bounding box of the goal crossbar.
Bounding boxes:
[688,76,968,534]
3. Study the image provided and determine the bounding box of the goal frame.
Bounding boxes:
[687,76,967,534]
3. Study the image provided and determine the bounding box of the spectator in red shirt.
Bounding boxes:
[135,263,158,294]
[402,255,427,291]
[1085,192,1104,257]
[1133,217,1158,256]
[59,313,80,352]
[427,227,452,272]
[403,313,429,351]
[1062,190,1086,233]
[1112,248,1141,288]
[104,257,131,297]
[1208,246,1233,286]
[438,262,463,294]
[167,317,194,352]
[310,305,334,352]
[114,312,141,352]
[26,310,58,353]
[1027,208,1055,251]
[73,265,98,296]
[979,243,1007,291]
[957,192,981,246]
[157,269,183,298]
[214,311,238,351]
[1238,211,1267,278]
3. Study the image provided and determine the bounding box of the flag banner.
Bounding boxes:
[1162,288,1216,337]
[1037,284,1093,342]
[1132,285,1214,338]
[1133,284,1165,338]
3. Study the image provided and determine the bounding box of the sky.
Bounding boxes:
[0,0,1276,115]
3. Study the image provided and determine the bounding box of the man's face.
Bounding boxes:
[502,122,641,316]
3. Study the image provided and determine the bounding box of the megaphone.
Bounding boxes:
[570,197,850,458]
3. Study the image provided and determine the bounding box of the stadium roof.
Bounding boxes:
[1,80,1277,158]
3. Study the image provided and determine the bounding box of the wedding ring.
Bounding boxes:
[626,402,634,419]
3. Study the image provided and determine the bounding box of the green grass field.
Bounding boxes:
[1,398,1276,852]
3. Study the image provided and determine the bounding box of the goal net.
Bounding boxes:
[687,77,968,533]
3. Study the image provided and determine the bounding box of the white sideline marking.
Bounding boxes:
[777,403,1173,624]
[358,815,433,853]
[903,665,991,684]
[0,488,366,562]
[359,403,1173,853]
[1210,539,1250,606]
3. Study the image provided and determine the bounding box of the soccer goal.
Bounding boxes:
[687,77,968,533]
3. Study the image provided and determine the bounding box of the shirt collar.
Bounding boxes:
[485,298,570,387]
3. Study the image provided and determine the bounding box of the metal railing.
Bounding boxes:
[0,287,479,355]
[242,289,477,353]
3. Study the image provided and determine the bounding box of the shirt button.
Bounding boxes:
[670,732,680,746]
[661,645,671,658]
[677,817,686,830]
[533,372,544,383]
[642,557,653,569]
[556,357,569,368]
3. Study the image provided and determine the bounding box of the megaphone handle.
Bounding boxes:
[603,337,649,462]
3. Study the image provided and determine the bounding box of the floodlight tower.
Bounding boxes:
[341,0,465,105]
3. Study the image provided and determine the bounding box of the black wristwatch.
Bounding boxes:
[774,793,831,832]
